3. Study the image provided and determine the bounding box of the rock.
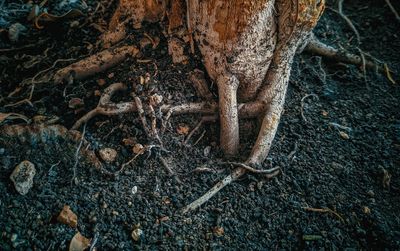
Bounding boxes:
[69,232,91,251]
[203,146,211,157]
[176,124,190,135]
[97,79,106,86]
[8,23,27,43]
[213,226,224,237]
[57,205,78,228]
[132,144,144,155]
[363,206,371,214]
[99,148,117,163]
[10,160,36,195]
[149,94,163,106]
[339,131,349,140]
[131,228,143,242]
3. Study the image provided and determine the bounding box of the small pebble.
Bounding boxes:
[10,160,36,195]
[99,148,117,163]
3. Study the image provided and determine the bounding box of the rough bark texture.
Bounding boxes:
[104,0,325,162]
[93,0,326,211]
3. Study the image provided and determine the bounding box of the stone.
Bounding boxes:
[131,228,143,242]
[57,205,78,228]
[99,148,117,163]
[10,160,36,195]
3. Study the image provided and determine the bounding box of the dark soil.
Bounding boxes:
[1,0,399,250]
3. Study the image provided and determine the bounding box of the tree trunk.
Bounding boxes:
[76,0,326,211]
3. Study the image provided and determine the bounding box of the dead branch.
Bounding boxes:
[53,46,139,84]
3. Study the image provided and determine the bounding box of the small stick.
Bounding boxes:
[134,96,151,136]
[184,115,217,145]
[337,0,361,45]
[303,207,344,222]
[385,0,400,22]
[222,162,281,175]
[71,123,86,185]
[182,167,246,214]
[193,130,206,146]
[300,94,318,123]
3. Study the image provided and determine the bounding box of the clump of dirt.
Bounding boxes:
[0,0,399,250]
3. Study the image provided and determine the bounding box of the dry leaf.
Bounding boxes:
[176,124,190,135]
[69,232,91,251]
[57,205,78,228]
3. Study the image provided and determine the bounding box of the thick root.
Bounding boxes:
[72,83,265,130]
[217,74,240,156]
[53,46,139,84]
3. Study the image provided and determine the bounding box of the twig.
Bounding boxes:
[193,130,206,146]
[328,122,352,132]
[300,94,319,123]
[385,0,400,22]
[72,123,86,185]
[337,0,361,45]
[303,207,344,222]
[159,156,182,183]
[184,115,216,145]
[134,96,151,136]
[222,162,281,175]
[182,167,246,214]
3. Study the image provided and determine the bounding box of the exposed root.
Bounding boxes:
[337,0,361,44]
[72,83,265,130]
[184,115,217,145]
[385,0,400,22]
[223,162,281,175]
[300,93,319,123]
[304,35,385,73]
[53,46,139,84]
[71,123,86,185]
[303,207,345,222]
[182,167,246,214]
